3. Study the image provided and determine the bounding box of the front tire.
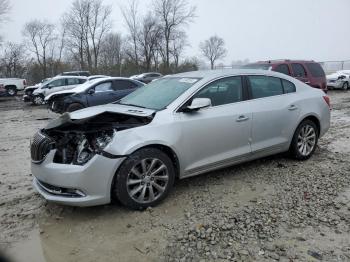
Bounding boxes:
[342,82,349,90]
[32,95,44,105]
[289,120,319,160]
[113,148,175,210]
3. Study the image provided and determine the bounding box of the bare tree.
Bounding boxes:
[170,30,187,69]
[199,35,227,70]
[63,0,112,72]
[99,32,123,75]
[137,13,162,71]
[153,0,196,71]
[0,42,27,77]
[22,20,56,77]
[0,0,10,23]
[121,0,140,71]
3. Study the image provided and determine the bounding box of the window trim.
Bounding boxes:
[177,75,248,112]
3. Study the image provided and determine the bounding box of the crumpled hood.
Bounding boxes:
[45,103,155,130]
[69,104,155,120]
[45,89,76,101]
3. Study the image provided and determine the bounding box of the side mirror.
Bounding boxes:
[88,89,95,95]
[185,98,211,112]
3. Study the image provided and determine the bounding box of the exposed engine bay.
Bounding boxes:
[39,112,153,165]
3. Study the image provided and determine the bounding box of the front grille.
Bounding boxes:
[31,131,53,163]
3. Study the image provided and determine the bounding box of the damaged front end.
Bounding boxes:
[31,110,154,165]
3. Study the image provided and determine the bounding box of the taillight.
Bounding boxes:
[323,96,331,110]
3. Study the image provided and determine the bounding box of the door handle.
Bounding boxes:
[288,105,298,111]
[236,115,249,122]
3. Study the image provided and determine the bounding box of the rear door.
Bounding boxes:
[291,63,309,84]
[247,75,300,154]
[86,80,114,106]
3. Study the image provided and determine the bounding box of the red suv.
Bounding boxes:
[243,60,327,92]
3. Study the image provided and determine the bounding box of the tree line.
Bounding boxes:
[0,0,228,84]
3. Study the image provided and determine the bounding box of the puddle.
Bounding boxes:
[5,228,45,262]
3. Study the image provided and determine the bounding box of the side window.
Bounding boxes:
[67,78,80,85]
[48,79,65,88]
[94,82,113,93]
[113,80,137,90]
[193,76,243,106]
[282,79,296,93]
[79,79,87,84]
[305,63,325,77]
[248,76,283,99]
[291,63,307,77]
[274,64,290,75]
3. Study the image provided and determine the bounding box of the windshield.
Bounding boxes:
[242,63,272,70]
[70,79,100,93]
[117,77,200,110]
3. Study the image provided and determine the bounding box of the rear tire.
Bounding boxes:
[289,119,319,160]
[6,86,17,96]
[66,103,84,112]
[113,148,175,210]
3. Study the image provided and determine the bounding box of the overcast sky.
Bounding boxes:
[1,0,350,64]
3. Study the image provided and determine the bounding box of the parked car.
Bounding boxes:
[243,60,327,92]
[23,78,51,102]
[59,71,91,77]
[0,78,27,96]
[31,76,87,105]
[45,77,144,113]
[30,69,330,209]
[326,70,350,90]
[131,72,163,83]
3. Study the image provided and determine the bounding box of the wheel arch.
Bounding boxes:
[109,143,180,203]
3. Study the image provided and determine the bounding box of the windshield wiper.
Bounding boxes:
[117,102,148,109]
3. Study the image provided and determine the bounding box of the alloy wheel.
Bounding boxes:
[7,89,16,96]
[343,82,349,90]
[297,124,316,156]
[126,158,169,204]
[34,96,43,105]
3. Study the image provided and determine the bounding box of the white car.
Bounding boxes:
[31,76,87,105]
[0,78,27,96]
[31,69,331,209]
[326,70,350,90]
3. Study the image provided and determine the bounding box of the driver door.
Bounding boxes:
[176,76,252,177]
[87,81,115,106]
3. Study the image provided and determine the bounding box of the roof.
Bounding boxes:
[255,59,316,64]
[170,68,289,80]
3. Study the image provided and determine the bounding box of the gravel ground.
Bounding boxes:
[0,91,349,262]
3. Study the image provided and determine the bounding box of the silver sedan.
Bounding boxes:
[31,69,331,209]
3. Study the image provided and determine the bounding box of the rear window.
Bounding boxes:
[248,76,284,99]
[305,63,325,77]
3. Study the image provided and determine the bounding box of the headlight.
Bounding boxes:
[74,131,115,165]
